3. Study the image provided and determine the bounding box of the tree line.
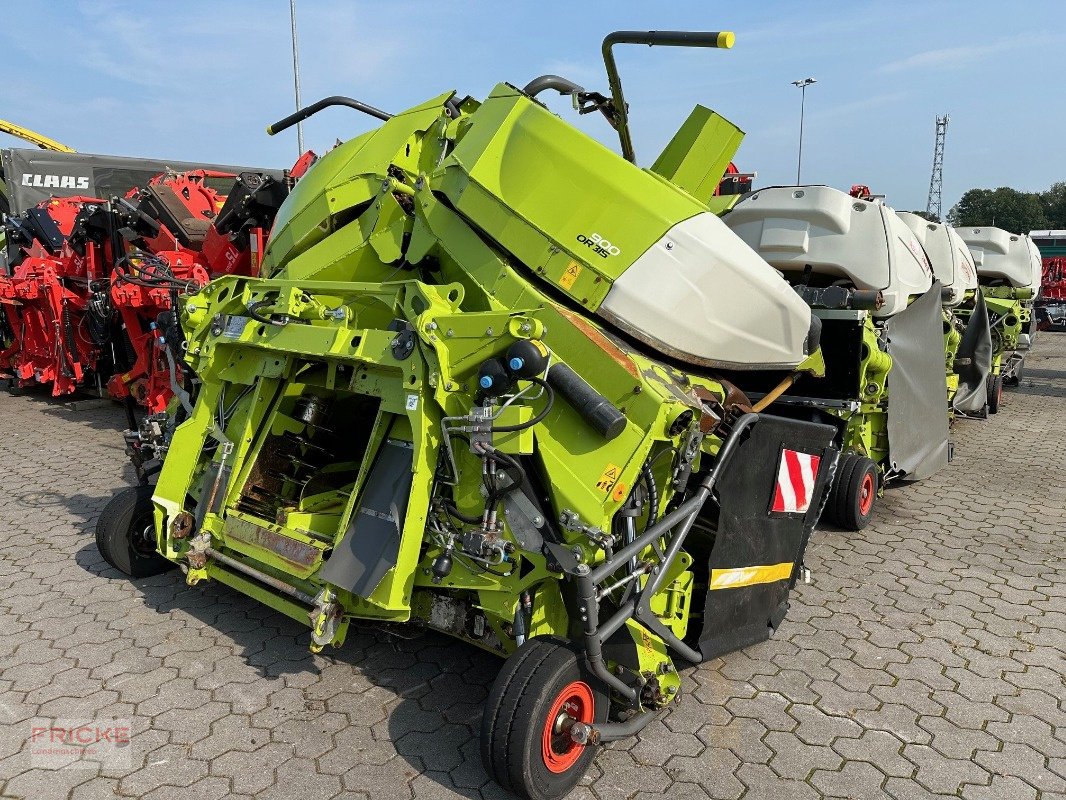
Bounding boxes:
[937,182,1066,233]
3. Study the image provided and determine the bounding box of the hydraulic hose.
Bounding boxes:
[443,501,480,525]
[246,299,288,327]
[484,447,527,500]
[114,254,196,293]
[641,462,659,531]
[491,377,554,432]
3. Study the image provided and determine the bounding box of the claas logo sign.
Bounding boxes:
[21,174,91,190]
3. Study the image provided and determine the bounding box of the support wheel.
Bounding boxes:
[828,453,878,531]
[481,637,607,800]
[1003,360,1023,387]
[987,374,1003,414]
[95,484,173,578]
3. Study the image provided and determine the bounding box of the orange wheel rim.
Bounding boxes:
[541,680,594,773]
[858,472,875,516]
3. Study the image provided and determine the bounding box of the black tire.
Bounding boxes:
[987,374,1003,414]
[827,453,878,531]
[481,637,608,800]
[826,453,857,525]
[95,484,173,578]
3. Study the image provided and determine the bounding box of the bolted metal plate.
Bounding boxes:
[222,515,323,575]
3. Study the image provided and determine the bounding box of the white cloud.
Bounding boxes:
[878,33,1053,73]
[810,91,909,121]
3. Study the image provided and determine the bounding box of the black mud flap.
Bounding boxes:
[319,439,413,598]
[885,283,951,480]
[698,414,837,660]
[953,293,993,416]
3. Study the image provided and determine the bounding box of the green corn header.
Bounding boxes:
[98,30,845,800]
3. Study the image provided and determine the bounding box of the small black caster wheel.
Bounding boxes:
[827,452,879,531]
[987,374,1003,414]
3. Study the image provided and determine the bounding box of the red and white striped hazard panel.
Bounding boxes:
[771,449,821,514]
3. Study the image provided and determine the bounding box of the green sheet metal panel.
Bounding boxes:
[438,84,703,307]
[651,105,744,205]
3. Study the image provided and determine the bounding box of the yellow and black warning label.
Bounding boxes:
[560,261,582,290]
[595,462,621,493]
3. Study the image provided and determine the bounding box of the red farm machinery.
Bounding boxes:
[105,168,290,412]
[1,195,113,394]
[1030,230,1066,329]
[1,147,303,411]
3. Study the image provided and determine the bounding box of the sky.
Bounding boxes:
[1,1,1063,214]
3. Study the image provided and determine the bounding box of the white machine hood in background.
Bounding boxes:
[725,185,933,317]
[898,213,978,305]
[957,226,1039,291]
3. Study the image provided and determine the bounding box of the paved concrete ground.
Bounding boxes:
[0,336,1064,800]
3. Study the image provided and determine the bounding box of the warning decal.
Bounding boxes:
[595,462,621,493]
[560,261,582,290]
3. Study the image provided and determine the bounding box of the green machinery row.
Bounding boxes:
[93,30,1040,800]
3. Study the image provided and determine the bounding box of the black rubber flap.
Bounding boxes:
[952,293,993,415]
[319,439,413,598]
[885,283,951,480]
[698,414,837,660]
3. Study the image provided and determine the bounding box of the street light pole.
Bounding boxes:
[289,0,304,156]
[791,77,816,185]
